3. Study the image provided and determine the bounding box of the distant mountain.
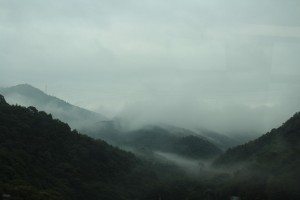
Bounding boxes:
[87,124,223,159]
[80,120,122,143]
[195,128,260,150]
[195,128,239,150]
[0,84,106,129]
[213,112,300,199]
[126,126,223,159]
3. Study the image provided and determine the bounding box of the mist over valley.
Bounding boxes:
[1,0,300,199]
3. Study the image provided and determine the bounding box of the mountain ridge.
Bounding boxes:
[0,84,107,129]
[85,123,223,159]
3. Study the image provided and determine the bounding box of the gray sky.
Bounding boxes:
[1,0,300,133]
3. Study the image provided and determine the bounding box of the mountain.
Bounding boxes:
[195,128,260,150]
[196,128,240,150]
[0,94,235,200]
[0,85,222,160]
[1,93,299,200]
[0,94,182,200]
[214,112,300,166]
[213,112,300,199]
[86,124,223,159]
[124,126,223,159]
[0,84,106,129]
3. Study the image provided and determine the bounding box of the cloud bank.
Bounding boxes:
[1,0,300,133]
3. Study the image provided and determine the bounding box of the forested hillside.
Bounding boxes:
[83,124,222,159]
[123,127,222,159]
[213,112,300,199]
[0,94,167,200]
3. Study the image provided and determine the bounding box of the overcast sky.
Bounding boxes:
[1,0,300,133]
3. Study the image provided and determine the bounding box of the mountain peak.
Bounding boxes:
[11,83,44,93]
[16,83,34,87]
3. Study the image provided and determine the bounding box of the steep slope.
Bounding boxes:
[0,84,106,129]
[213,112,300,199]
[214,112,300,166]
[0,95,162,200]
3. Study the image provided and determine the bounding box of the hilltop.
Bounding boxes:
[0,84,106,129]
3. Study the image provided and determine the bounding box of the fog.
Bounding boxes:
[155,151,208,176]
[1,0,300,134]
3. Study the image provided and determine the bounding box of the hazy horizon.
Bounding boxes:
[1,0,300,134]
